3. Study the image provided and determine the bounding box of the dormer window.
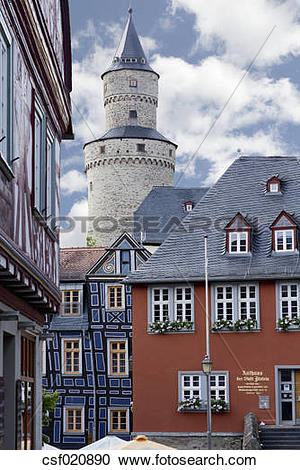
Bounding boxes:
[184,201,193,212]
[129,78,137,88]
[267,177,281,193]
[225,213,251,254]
[271,211,297,252]
[229,232,248,253]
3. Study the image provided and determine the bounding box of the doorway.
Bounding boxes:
[278,368,300,425]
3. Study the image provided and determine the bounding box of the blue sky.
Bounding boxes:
[61,0,300,246]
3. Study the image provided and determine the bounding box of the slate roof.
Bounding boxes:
[126,156,300,283]
[84,126,177,148]
[134,186,208,244]
[101,9,157,78]
[60,247,107,280]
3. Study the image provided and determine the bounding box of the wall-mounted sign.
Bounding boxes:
[236,370,270,395]
[259,395,270,409]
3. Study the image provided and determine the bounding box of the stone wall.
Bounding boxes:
[131,433,243,450]
[84,138,176,246]
[103,69,158,131]
[243,412,261,450]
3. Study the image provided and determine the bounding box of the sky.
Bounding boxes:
[60,0,300,247]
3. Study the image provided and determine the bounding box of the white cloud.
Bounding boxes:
[60,199,88,247]
[68,5,300,188]
[171,0,300,67]
[61,170,87,195]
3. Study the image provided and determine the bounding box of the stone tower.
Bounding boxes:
[84,8,177,246]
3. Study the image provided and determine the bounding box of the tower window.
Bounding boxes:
[129,79,137,88]
[100,146,105,154]
[184,201,193,212]
[137,144,145,153]
[169,149,173,157]
[129,110,137,119]
[90,182,93,192]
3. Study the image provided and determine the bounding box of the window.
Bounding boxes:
[129,110,137,119]
[109,409,129,433]
[213,283,259,326]
[169,149,173,157]
[137,143,145,153]
[120,250,131,275]
[34,98,46,213]
[271,211,297,252]
[278,283,299,320]
[108,340,128,376]
[275,230,295,252]
[63,339,81,375]
[107,285,124,310]
[178,371,229,408]
[61,290,81,316]
[229,231,248,253]
[184,201,193,212]
[267,177,280,193]
[129,78,137,87]
[100,145,105,154]
[149,286,194,326]
[65,408,83,433]
[46,127,56,222]
[0,15,12,165]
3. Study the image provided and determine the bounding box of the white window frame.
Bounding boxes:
[212,283,260,327]
[46,126,56,224]
[269,182,279,193]
[0,13,13,167]
[277,282,299,321]
[178,371,229,408]
[105,284,125,310]
[228,231,248,253]
[274,229,295,252]
[61,337,82,375]
[148,285,194,327]
[63,406,84,434]
[107,338,129,377]
[129,78,137,87]
[34,97,46,215]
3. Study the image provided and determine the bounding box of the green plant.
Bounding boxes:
[149,320,193,334]
[278,317,300,331]
[42,389,60,443]
[178,397,202,411]
[86,236,96,247]
[211,399,228,413]
[212,318,257,332]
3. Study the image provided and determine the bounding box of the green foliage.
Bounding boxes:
[149,320,194,334]
[278,317,300,331]
[211,399,228,413]
[86,236,96,247]
[211,318,257,332]
[178,397,202,411]
[42,389,60,428]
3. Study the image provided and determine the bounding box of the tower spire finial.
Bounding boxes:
[128,0,133,15]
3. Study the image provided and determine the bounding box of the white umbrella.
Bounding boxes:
[42,443,60,450]
[121,435,175,450]
[82,435,126,450]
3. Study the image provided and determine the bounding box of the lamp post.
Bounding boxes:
[203,235,212,450]
[202,355,212,450]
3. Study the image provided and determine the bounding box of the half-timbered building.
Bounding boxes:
[44,234,150,449]
[0,0,72,450]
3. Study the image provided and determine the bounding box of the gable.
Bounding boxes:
[270,211,297,229]
[225,213,251,230]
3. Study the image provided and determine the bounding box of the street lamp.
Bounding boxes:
[202,355,212,450]
[203,235,212,450]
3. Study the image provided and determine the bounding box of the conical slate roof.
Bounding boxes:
[102,9,158,78]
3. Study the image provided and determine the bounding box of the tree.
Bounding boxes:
[86,236,96,247]
[42,389,59,443]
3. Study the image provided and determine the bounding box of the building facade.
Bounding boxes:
[0,0,72,450]
[127,156,300,449]
[84,9,177,247]
[44,234,150,449]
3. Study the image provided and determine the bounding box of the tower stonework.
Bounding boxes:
[84,9,176,246]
